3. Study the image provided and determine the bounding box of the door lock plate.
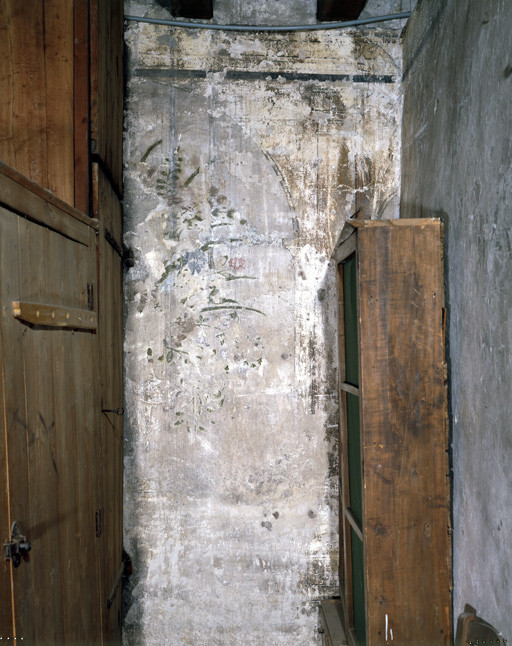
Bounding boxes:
[4,521,31,568]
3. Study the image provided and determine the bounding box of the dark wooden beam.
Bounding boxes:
[156,0,213,20]
[317,0,367,22]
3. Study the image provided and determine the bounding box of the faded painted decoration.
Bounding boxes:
[123,15,401,646]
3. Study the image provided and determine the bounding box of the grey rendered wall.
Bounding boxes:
[122,3,403,644]
[401,0,512,637]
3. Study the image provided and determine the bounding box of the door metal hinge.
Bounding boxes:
[4,521,31,568]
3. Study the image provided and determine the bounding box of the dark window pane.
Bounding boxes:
[347,392,362,521]
[343,254,359,387]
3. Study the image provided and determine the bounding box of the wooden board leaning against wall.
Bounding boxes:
[333,219,452,645]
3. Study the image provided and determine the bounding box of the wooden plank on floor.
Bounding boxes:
[320,600,348,645]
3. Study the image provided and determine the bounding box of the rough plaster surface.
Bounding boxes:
[123,13,402,645]
[401,0,512,637]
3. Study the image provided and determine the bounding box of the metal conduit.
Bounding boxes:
[124,12,411,32]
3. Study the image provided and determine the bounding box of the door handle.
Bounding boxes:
[4,521,31,568]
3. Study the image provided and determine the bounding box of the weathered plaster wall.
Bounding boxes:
[123,6,402,644]
[402,0,512,637]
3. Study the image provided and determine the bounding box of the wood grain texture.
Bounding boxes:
[335,220,451,645]
[360,222,450,644]
[0,1,47,186]
[93,163,123,642]
[90,0,124,196]
[0,1,75,204]
[44,0,75,204]
[0,208,30,641]
[0,164,97,236]
[0,177,102,642]
[73,0,91,213]
[17,215,65,641]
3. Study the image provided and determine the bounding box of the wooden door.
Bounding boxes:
[0,167,102,642]
[0,0,124,640]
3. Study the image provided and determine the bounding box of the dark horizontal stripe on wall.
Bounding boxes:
[227,70,393,83]
[136,68,395,83]
[137,68,208,79]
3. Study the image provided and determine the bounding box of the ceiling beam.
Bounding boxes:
[317,0,367,22]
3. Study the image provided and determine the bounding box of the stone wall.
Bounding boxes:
[401,0,512,637]
[123,7,402,644]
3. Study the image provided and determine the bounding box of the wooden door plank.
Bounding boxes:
[47,225,100,642]
[0,344,14,636]
[46,220,84,640]
[0,2,16,165]
[44,0,75,206]
[0,163,96,230]
[0,169,93,246]
[0,1,48,187]
[67,236,101,642]
[94,165,123,641]
[90,0,124,196]
[0,1,76,204]
[0,208,30,641]
[74,0,90,213]
[15,217,65,641]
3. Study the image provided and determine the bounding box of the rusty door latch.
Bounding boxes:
[4,521,31,568]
